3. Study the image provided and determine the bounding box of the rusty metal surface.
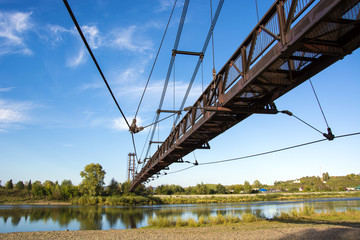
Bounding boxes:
[130,0,360,191]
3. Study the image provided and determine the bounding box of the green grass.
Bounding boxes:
[274,207,360,223]
[148,208,360,228]
[157,191,360,205]
[147,213,260,228]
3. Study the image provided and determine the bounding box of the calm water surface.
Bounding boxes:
[1,197,359,233]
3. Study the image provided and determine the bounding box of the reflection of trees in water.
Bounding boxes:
[192,207,212,218]
[154,208,184,218]
[104,207,149,229]
[0,206,153,230]
[77,206,103,230]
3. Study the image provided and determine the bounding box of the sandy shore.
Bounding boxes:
[1,222,360,240]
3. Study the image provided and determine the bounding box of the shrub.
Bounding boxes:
[241,212,258,222]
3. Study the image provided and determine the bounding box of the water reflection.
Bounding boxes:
[1,198,360,233]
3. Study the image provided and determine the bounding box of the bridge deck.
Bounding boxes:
[130,0,360,191]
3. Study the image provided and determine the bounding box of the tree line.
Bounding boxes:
[2,164,359,201]
[0,163,150,201]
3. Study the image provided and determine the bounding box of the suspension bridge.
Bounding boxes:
[63,0,360,191]
[129,0,360,191]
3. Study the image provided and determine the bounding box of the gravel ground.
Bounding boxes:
[1,222,360,240]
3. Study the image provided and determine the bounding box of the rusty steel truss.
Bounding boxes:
[130,0,360,191]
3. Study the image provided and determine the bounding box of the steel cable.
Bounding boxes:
[134,0,178,119]
[63,0,130,129]
[160,131,360,175]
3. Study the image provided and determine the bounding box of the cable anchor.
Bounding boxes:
[129,119,144,134]
[323,127,335,141]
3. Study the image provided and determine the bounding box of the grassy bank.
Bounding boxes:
[1,191,359,206]
[147,207,360,228]
[155,191,360,204]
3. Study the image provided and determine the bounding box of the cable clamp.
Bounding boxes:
[280,110,293,116]
[129,119,144,134]
[323,127,335,141]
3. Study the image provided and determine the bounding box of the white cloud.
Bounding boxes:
[0,99,35,132]
[42,25,74,47]
[80,82,103,91]
[66,47,87,68]
[156,0,175,12]
[112,116,142,131]
[0,100,30,123]
[82,25,101,49]
[0,87,14,92]
[110,26,152,53]
[0,11,33,56]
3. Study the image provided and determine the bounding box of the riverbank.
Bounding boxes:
[2,191,360,206]
[1,221,360,240]
[154,191,360,204]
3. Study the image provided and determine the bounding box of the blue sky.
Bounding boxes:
[1,0,359,187]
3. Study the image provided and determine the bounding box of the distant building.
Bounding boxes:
[259,188,267,193]
[293,179,301,184]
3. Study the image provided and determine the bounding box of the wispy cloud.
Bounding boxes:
[82,25,101,49]
[0,99,35,132]
[156,0,176,12]
[40,25,74,47]
[66,47,87,68]
[0,87,14,92]
[80,82,103,91]
[110,25,152,53]
[111,116,142,131]
[0,11,33,56]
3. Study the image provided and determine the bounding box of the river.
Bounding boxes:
[1,197,359,233]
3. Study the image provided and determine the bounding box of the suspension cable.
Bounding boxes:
[142,112,178,129]
[210,0,215,71]
[134,0,178,119]
[255,0,260,22]
[173,56,176,125]
[280,110,324,135]
[174,0,224,125]
[144,0,190,159]
[160,131,360,176]
[201,57,204,92]
[309,79,331,129]
[63,0,130,129]
[131,133,139,163]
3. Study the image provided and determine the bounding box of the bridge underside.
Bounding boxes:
[130,0,360,191]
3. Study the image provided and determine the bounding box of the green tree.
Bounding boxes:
[120,181,131,195]
[322,172,330,181]
[52,183,62,200]
[252,180,262,189]
[32,181,44,196]
[5,179,13,189]
[244,181,252,193]
[107,178,119,196]
[27,180,32,191]
[195,182,209,194]
[60,179,75,200]
[79,163,106,196]
[43,180,55,196]
[216,184,227,194]
[15,181,25,190]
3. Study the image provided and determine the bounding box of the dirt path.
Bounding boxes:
[1,222,360,240]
